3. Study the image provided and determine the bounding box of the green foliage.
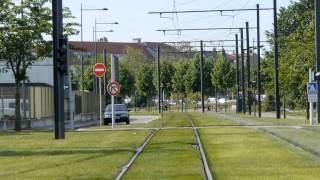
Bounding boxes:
[211,54,236,94]
[263,0,314,109]
[119,62,135,98]
[172,60,189,95]
[160,60,175,94]
[135,64,156,99]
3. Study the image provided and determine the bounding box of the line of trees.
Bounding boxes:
[110,48,236,110]
[262,0,314,111]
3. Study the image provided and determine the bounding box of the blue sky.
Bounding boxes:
[64,0,296,49]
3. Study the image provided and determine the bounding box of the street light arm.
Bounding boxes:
[82,8,108,11]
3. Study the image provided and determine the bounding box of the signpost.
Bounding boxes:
[107,81,120,128]
[93,63,106,126]
[308,69,317,125]
[109,55,121,128]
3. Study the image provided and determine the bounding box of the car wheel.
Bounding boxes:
[126,119,130,125]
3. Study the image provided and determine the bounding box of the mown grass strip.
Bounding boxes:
[123,128,205,180]
[0,131,150,179]
[116,128,160,180]
[199,127,320,180]
[224,113,307,126]
[260,127,320,158]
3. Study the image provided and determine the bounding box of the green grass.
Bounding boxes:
[225,113,307,126]
[189,113,234,126]
[0,130,150,179]
[262,127,320,156]
[199,127,320,180]
[123,129,205,180]
[88,112,192,130]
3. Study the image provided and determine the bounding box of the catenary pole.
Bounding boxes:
[257,4,262,118]
[315,0,320,123]
[157,44,161,114]
[52,0,65,139]
[274,0,281,119]
[240,28,246,114]
[246,22,252,115]
[200,41,205,113]
[236,34,240,113]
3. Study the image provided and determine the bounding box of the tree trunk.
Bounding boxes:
[15,79,21,131]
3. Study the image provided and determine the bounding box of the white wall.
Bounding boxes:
[0,58,54,85]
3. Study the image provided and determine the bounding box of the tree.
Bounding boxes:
[211,54,235,95]
[119,61,135,99]
[135,64,156,109]
[0,0,78,130]
[160,60,175,96]
[263,0,314,109]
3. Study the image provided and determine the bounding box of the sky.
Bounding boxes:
[63,0,296,50]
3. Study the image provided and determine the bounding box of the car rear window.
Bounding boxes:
[106,105,127,112]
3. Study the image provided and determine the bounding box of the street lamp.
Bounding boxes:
[93,19,118,93]
[81,4,108,87]
[80,4,108,116]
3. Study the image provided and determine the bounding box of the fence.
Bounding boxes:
[0,84,104,130]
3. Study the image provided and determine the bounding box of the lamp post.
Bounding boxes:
[80,4,108,115]
[93,20,118,93]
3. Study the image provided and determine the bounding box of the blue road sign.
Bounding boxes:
[308,82,318,102]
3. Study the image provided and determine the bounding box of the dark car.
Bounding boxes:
[104,104,130,125]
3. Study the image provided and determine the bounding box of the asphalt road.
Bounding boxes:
[130,116,160,124]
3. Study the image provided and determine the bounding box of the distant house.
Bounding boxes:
[69,41,155,65]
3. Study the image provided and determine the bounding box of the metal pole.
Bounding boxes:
[236,34,240,113]
[240,28,246,114]
[99,77,102,126]
[283,95,286,119]
[200,40,205,113]
[316,0,320,124]
[103,49,107,107]
[274,0,281,119]
[111,55,115,128]
[80,4,84,121]
[257,4,262,118]
[246,22,252,115]
[52,0,65,139]
[309,69,314,125]
[92,27,95,92]
[157,44,161,114]
[95,19,98,94]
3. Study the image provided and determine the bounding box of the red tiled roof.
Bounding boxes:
[69,41,153,58]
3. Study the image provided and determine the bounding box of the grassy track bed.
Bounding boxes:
[199,127,320,180]
[261,127,320,157]
[190,113,235,127]
[223,113,307,126]
[123,129,205,180]
[0,131,150,179]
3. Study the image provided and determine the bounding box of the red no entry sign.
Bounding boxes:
[107,81,121,96]
[93,63,106,77]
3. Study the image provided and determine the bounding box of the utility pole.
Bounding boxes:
[274,0,281,119]
[240,28,246,114]
[315,0,320,123]
[52,0,66,139]
[103,49,108,107]
[236,34,240,113]
[257,4,262,118]
[246,22,252,115]
[200,40,205,113]
[157,44,161,114]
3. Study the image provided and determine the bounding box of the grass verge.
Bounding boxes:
[199,127,320,180]
[0,130,150,179]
